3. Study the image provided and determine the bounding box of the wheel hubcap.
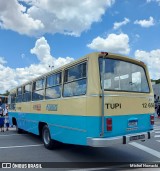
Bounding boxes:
[43,129,50,145]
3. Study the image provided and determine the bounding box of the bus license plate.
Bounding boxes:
[129,134,145,141]
[128,120,137,127]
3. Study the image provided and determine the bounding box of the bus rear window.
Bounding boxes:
[99,58,150,93]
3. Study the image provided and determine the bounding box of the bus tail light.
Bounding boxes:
[106,118,112,131]
[150,115,154,125]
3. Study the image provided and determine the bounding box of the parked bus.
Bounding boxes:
[8,52,154,149]
[0,95,8,109]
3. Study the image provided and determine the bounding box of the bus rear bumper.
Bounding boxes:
[87,130,154,147]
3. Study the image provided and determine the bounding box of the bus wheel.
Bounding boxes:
[42,125,55,150]
[16,126,23,134]
[14,119,23,134]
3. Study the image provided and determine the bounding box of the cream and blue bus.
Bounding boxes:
[8,52,154,149]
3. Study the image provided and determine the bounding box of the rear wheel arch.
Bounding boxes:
[12,117,17,126]
[38,122,47,137]
[40,123,59,150]
[12,117,23,134]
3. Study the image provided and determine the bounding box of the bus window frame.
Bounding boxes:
[16,87,23,103]
[8,93,16,110]
[45,71,62,99]
[32,77,45,101]
[23,83,32,102]
[98,57,151,94]
[63,61,88,97]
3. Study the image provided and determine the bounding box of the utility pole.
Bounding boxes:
[49,65,54,71]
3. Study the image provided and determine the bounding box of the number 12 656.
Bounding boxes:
[142,103,154,108]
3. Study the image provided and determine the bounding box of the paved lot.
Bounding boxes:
[0,118,160,170]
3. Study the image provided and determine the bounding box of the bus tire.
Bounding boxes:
[42,125,56,150]
[16,126,23,134]
[14,119,23,134]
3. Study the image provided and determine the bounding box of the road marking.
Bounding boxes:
[155,131,160,134]
[156,140,160,142]
[0,144,43,149]
[155,135,160,138]
[130,142,160,159]
[154,128,160,131]
[154,125,160,127]
[0,134,26,137]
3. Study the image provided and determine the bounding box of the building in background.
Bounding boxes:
[152,83,160,97]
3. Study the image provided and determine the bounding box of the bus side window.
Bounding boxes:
[45,72,61,99]
[9,93,16,110]
[23,84,31,102]
[63,62,87,97]
[16,87,22,103]
[32,79,44,101]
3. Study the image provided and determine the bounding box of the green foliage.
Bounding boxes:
[0,90,10,96]
[156,79,160,84]
[151,79,160,84]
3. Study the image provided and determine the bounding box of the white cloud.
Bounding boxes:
[0,37,74,93]
[134,16,155,28]
[0,66,18,92]
[146,0,160,5]
[113,18,130,30]
[0,0,44,36]
[87,33,130,55]
[0,57,7,65]
[135,49,160,79]
[30,37,53,64]
[0,0,115,36]
[30,37,74,67]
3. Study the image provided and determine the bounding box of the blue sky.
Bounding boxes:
[0,0,160,93]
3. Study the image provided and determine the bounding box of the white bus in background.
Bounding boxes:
[152,83,160,97]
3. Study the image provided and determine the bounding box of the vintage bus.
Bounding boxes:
[0,95,8,109]
[8,52,154,149]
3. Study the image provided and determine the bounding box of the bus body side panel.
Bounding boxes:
[86,96,101,138]
[9,111,153,144]
[9,112,39,135]
[9,112,88,145]
[47,114,87,145]
[9,97,88,145]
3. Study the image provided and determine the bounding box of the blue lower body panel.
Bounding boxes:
[9,112,153,146]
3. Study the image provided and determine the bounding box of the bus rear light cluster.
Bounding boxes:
[150,115,154,125]
[106,118,112,131]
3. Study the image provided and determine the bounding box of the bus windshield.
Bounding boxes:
[99,58,150,93]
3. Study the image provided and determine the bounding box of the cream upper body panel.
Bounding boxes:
[9,52,154,116]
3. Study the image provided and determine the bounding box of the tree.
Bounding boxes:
[151,79,160,84]
[156,79,160,84]
[2,90,10,96]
